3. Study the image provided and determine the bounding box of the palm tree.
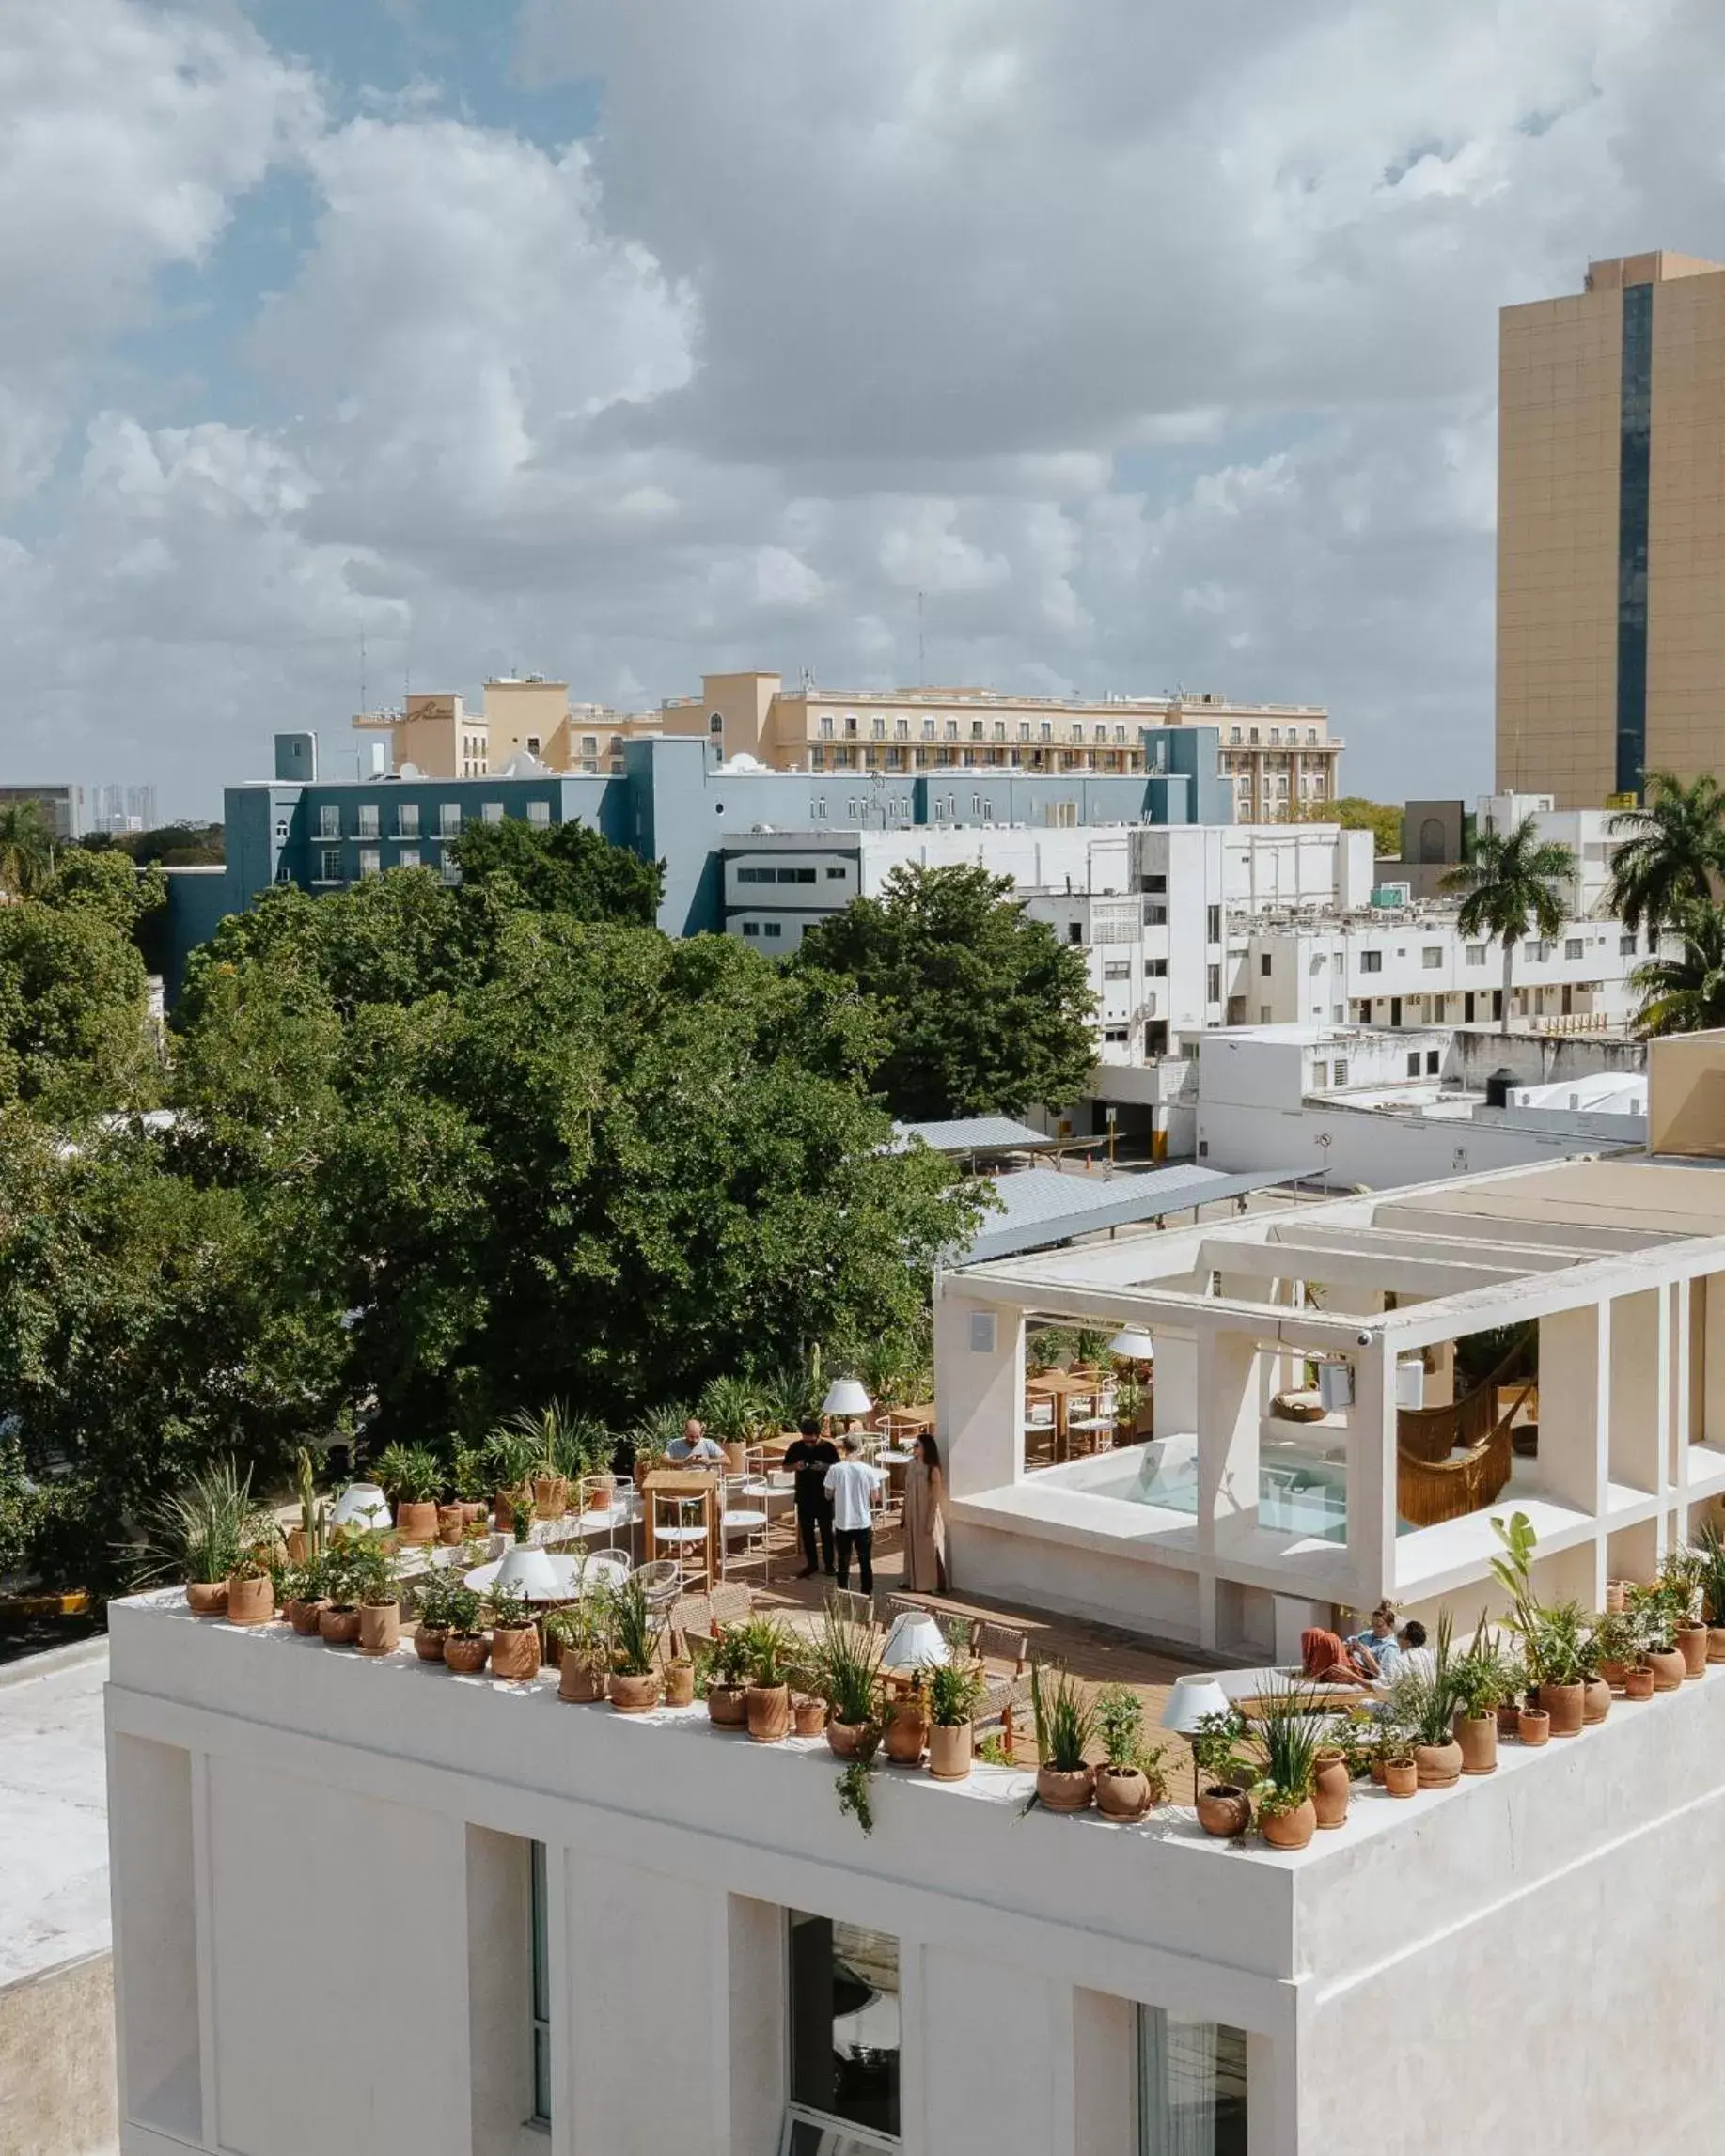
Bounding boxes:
[0,800,53,899]
[1629,899,1725,1037]
[1440,816,1576,1035]
[1607,770,1725,942]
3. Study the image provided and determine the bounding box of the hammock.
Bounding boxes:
[1396,1336,1534,1465]
[1397,1377,1533,1530]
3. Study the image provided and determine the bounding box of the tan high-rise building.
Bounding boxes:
[1498,249,1725,808]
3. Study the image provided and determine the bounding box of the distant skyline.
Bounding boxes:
[1,1,1721,818]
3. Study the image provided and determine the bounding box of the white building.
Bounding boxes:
[103,1575,1725,2156]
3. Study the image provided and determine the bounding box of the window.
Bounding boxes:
[1104,1024,1129,1044]
[895,717,909,739]
[1332,1057,1348,1085]
[1269,726,1280,744]
[777,867,818,884]
[1229,726,1241,744]
[1427,1050,1440,1074]
[1422,946,1443,969]
[441,803,463,837]
[529,1842,551,2125]
[1260,953,1272,976]
[1312,1060,1328,1087]
[844,715,857,737]
[399,848,420,869]
[397,803,420,838]
[440,856,461,885]
[1068,923,1084,945]
[483,802,504,825]
[742,921,761,937]
[1104,960,1132,981]
[824,866,846,880]
[1142,873,1168,894]
[1115,725,1127,744]
[1205,905,1221,945]
[527,800,551,828]
[1466,944,1487,966]
[870,717,885,740]
[1018,721,1031,740]
[1308,728,1318,744]
[921,717,935,740]
[1407,1053,1421,1078]
[318,847,341,883]
[1137,2006,1247,2155]
[356,804,379,838]
[1147,958,1168,978]
[525,735,541,756]
[992,720,1005,741]
[1360,950,1383,974]
[358,848,381,878]
[1248,727,1260,744]
[1040,721,1052,741]
[1206,964,1221,1003]
[318,804,339,839]
[582,736,599,757]
[819,715,834,739]
[1565,937,1584,959]
[764,921,783,939]
[1258,1006,1272,1024]
[944,719,958,741]
[785,1913,900,2152]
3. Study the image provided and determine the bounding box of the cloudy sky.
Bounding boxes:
[1,0,1717,818]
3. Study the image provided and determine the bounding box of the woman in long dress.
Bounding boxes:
[901,1432,948,1593]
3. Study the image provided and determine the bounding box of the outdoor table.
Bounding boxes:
[874,1447,915,1514]
[1025,1370,1096,1461]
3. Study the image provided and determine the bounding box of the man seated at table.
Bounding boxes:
[667,1415,726,1465]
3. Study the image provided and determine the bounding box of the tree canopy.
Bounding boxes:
[1629,900,1725,1038]
[1291,795,1405,856]
[792,861,1097,1120]
[449,814,664,925]
[1607,770,1725,939]
[1439,817,1576,1035]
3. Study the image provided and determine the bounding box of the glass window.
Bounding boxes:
[844,715,857,737]
[764,921,782,938]
[825,866,846,880]
[1206,964,1220,1003]
[1466,944,1487,965]
[527,800,551,828]
[1312,1060,1327,1088]
[582,736,599,757]
[1137,2006,1247,2154]
[530,1842,550,2124]
[1259,953,1271,976]
[483,802,505,825]
[1360,950,1383,974]
[319,847,341,883]
[943,719,958,741]
[786,1914,900,2149]
[1104,960,1132,981]
[1040,721,1052,741]
[1422,947,1442,968]
[440,856,461,884]
[1565,937,1584,959]
[440,803,463,837]
[397,803,419,838]
[318,804,340,839]
[743,921,761,937]
[358,848,381,878]
[894,718,908,739]
[356,804,379,838]
[820,716,834,739]
[398,848,420,869]
[1621,932,1637,955]
[1332,1057,1348,1085]
[1205,905,1220,944]
[921,718,935,740]
[1427,1049,1440,1074]
[870,717,885,739]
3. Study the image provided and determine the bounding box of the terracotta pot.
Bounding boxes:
[1457,1713,1498,1776]
[358,1601,400,1655]
[826,1718,870,1759]
[1415,1738,1463,1789]
[610,1671,662,1714]
[664,1661,696,1708]
[1369,1757,1387,1787]
[588,1475,616,1514]
[1708,1627,1725,1665]
[1597,1659,1629,1691]
[1313,1750,1350,1829]
[557,1654,605,1702]
[1582,1677,1611,1726]
[1495,1700,1521,1739]
[1605,1580,1628,1615]
[436,1505,465,1546]
[633,1458,651,1492]
[460,1501,487,1527]
[792,1694,828,1738]
[493,1490,516,1534]
[186,1580,228,1617]
[708,1684,748,1728]
[533,1475,569,1522]
[1384,1759,1419,1798]
[226,1574,274,1626]
[445,1633,490,1675]
[1035,1764,1094,1812]
[929,1722,974,1783]
[746,1682,791,1742]
[1197,1785,1251,1836]
[286,1527,308,1564]
[1517,1707,1551,1747]
[414,1625,447,1663]
[1679,1625,1710,1679]
[1538,1681,1585,1737]
[287,1597,326,1636]
[1095,1763,1151,1819]
[396,1500,439,1547]
[1623,1664,1655,1699]
[492,1625,541,1682]
[884,1698,930,1765]
[1648,1648,1687,1693]
[1260,1798,1317,1850]
[321,1604,361,1645]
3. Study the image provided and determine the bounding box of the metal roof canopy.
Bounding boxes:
[954,1164,1308,1264]
[893,1116,1056,1156]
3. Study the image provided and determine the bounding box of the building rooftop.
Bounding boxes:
[0,1645,110,1986]
[954,1162,1308,1264]
[892,1117,1055,1156]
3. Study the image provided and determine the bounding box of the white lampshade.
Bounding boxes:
[331,1482,391,1529]
[881,1609,951,1672]
[1107,1326,1156,1362]
[1159,1672,1231,1735]
[822,1377,873,1418]
[494,1543,559,1600]
[1396,1356,1426,1411]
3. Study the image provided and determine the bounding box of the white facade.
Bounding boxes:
[104,1588,1725,2156]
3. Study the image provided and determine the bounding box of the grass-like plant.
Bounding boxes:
[928,1661,984,1728]
[371,1443,443,1505]
[1029,1662,1094,1773]
[814,1608,884,1726]
[1388,1611,1466,1743]
[696,1374,765,1446]
[1253,1684,1325,1815]
[606,1578,660,1678]
[1694,1523,1725,1628]
[484,1425,541,1493]
[741,1616,795,1689]
[137,1459,259,1586]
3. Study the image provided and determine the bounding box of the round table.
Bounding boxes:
[875,1447,914,1512]
[462,1549,629,1601]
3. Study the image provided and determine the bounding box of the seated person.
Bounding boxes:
[1299,1627,1375,1687]
[1392,1619,1435,1686]
[1347,1601,1402,1683]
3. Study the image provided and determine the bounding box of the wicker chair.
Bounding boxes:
[669,1581,753,1646]
[972,1620,1032,1748]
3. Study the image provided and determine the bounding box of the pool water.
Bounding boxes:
[1069,1439,1349,1544]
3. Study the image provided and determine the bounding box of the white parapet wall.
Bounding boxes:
[105,1591,1725,2156]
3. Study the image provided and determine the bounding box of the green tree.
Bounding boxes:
[450,815,663,925]
[1440,817,1576,1036]
[0,890,162,1118]
[1629,900,1725,1037]
[1292,795,1405,856]
[0,800,55,898]
[1607,770,1725,941]
[793,862,1097,1119]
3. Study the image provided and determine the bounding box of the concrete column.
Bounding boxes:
[933,1284,1025,1500]
[1153,1327,1198,1441]
[1538,1302,1607,1516]
[921,1948,1069,2156]
[1344,1343,1395,1602]
[1072,1987,1136,2156]
[1249,2027,1298,2156]
[1701,1273,1725,1445]
[1197,1326,1260,1553]
[725,1893,785,2156]
[1608,1289,1665,1496]
[464,1827,532,2156]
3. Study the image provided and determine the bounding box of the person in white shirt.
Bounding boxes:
[823,1432,884,1593]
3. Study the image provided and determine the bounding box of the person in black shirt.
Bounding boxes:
[782,1414,839,1578]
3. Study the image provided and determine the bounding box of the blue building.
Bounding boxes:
[164,726,1232,995]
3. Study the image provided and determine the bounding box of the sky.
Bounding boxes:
[2,0,1721,820]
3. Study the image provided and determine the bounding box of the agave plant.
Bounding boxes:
[752,1356,821,1433]
[136,1460,263,1587]
[1029,1662,1094,1773]
[696,1375,765,1447]
[625,1402,690,1471]
[1253,1682,1326,1813]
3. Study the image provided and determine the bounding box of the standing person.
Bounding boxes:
[824,1433,883,1594]
[783,1414,839,1579]
[901,1431,949,1594]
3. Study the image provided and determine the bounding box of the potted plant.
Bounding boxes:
[1492,1513,1589,1735]
[883,1673,931,1766]
[1660,1547,1711,1678]
[813,1610,884,1758]
[413,1570,458,1662]
[319,1528,368,1645]
[1629,1581,1687,1691]
[1574,1617,1613,1724]
[140,1460,257,1616]
[485,1427,540,1533]
[698,1375,765,1474]
[1591,1607,1639,1693]
[1253,1695,1321,1849]
[355,1539,401,1656]
[664,1651,696,1707]
[1190,1709,1255,1836]
[1390,1613,1466,1785]
[1029,1663,1094,1813]
[742,1617,794,1742]
[1517,1697,1551,1745]
[706,1624,755,1727]
[488,1586,541,1682]
[1381,1731,1418,1797]
[545,1598,610,1701]
[926,1662,984,1782]
[451,1445,491,1527]
[625,1404,686,1491]
[835,1724,886,1836]
[282,1554,329,1635]
[1696,1523,1725,1664]
[1451,1624,1515,1773]
[443,1586,489,1673]
[287,1446,325,1565]
[372,1443,444,1548]
[606,1578,662,1712]
[1092,1684,1161,1820]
